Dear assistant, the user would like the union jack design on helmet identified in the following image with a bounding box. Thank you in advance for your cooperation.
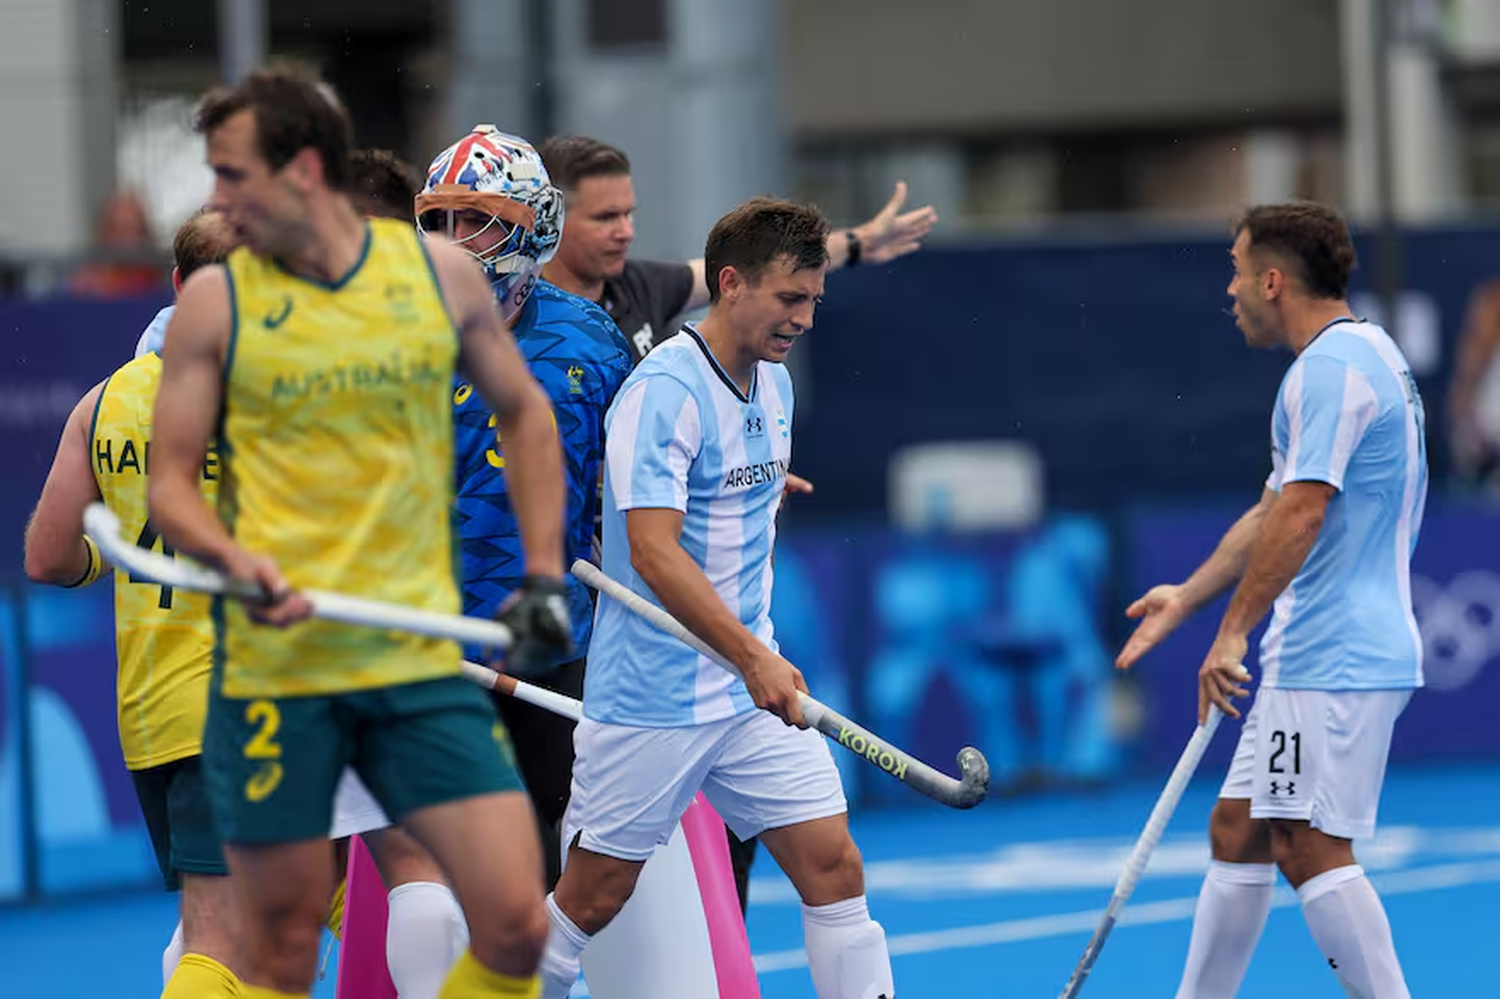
[417,125,563,319]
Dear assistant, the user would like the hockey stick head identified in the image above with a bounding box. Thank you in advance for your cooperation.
[949,746,991,809]
[84,502,267,603]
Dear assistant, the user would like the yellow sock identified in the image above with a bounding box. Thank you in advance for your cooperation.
[162,953,241,998]
[438,949,541,999]
[325,876,347,940]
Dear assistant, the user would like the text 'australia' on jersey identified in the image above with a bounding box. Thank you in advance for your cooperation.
[587,325,794,727]
[453,281,632,666]
[216,219,463,698]
[1261,319,1428,690]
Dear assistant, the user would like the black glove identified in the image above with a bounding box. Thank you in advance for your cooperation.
[495,574,575,677]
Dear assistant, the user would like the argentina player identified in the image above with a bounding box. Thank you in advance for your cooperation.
[537,198,895,999]
[1119,203,1426,999]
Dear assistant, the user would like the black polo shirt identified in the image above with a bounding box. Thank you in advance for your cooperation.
[600,259,696,362]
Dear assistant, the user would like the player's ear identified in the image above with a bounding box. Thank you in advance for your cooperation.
[284,147,322,193]
[1263,265,1285,301]
[718,264,742,302]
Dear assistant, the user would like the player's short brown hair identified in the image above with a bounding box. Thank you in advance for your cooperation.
[1234,203,1356,301]
[704,198,830,304]
[538,136,631,192]
[195,66,354,191]
[349,149,421,221]
[172,209,235,279]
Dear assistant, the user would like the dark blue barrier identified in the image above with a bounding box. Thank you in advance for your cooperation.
[771,516,1122,806]
[0,294,170,576]
[0,296,168,898]
[800,226,1500,516]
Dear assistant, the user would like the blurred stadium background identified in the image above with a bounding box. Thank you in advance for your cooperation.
[6,0,1500,995]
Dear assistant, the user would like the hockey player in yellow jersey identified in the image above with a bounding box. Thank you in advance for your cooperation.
[147,68,570,999]
[24,210,245,998]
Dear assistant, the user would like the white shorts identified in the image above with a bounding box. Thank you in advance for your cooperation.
[1220,687,1411,840]
[564,709,848,862]
[329,768,392,840]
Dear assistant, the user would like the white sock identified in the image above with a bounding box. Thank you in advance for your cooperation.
[540,893,591,999]
[1175,861,1276,999]
[1298,865,1410,999]
[801,895,895,999]
[385,881,468,999]
[162,919,185,988]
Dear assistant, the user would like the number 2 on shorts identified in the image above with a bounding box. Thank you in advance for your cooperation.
[243,700,284,802]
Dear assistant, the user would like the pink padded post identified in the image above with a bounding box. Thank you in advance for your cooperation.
[680,794,762,999]
[334,834,399,999]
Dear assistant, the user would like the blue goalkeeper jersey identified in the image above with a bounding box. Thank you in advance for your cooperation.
[453,280,633,667]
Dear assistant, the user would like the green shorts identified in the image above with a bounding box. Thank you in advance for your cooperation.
[202,674,521,845]
[131,755,229,891]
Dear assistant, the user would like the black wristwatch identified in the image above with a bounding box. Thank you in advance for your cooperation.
[844,229,863,267]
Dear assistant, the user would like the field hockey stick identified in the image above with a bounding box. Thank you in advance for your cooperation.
[86,504,585,719]
[85,503,515,652]
[570,558,990,809]
[459,660,582,722]
[1057,705,1224,998]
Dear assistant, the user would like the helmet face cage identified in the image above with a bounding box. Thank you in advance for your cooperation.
[418,126,564,291]
[417,206,525,271]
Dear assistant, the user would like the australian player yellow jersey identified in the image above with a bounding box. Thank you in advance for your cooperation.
[217,218,462,698]
[92,352,219,770]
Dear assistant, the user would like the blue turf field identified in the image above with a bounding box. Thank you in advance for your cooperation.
[3,761,1495,997]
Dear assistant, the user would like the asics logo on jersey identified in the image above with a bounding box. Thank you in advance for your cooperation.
[263,296,293,330]
[722,457,787,490]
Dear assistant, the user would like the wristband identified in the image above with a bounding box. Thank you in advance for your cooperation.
[844,229,863,267]
[65,535,105,588]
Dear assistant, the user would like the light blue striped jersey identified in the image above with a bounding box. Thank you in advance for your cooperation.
[586,325,793,726]
[1260,319,1428,690]
[134,305,174,358]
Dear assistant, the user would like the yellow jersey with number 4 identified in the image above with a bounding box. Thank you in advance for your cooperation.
[92,351,220,770]
[217,219,462,698]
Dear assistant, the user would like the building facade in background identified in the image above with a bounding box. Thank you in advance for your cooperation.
[3,0,1500,279]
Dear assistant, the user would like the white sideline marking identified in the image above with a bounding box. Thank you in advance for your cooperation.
[746,824,1500,904]
[751,857,1500,975]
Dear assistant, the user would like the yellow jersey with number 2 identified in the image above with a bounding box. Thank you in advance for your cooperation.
[216,218,462,698]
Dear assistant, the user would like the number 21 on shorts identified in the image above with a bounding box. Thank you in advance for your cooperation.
[1267,728,1301,798]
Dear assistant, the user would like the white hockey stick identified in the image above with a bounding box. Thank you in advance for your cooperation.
[570,558,990,809]
[83,503,592,722]
[1057,705,1224,997]
[84,502,515,652]
[459,660,582,722]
